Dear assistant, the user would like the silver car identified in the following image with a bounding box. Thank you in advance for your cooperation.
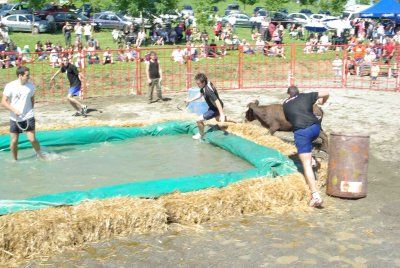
[1,14,49,33]
[93,12,132,30]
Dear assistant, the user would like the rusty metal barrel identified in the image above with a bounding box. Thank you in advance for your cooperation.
[326,133,370,199]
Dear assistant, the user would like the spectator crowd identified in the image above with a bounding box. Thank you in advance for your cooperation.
[0,13,399,83]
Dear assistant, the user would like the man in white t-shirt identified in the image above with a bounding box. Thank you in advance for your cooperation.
[171,46,186,64]
[1,66,44,160]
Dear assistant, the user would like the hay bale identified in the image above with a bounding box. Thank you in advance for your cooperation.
[161,173,310,225]
[0,198,167,264]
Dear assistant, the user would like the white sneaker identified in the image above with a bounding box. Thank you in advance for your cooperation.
[309,193,323,208]
[192,133,202,140]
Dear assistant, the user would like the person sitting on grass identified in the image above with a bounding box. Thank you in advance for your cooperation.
[86,42,99,64]
[102,47,114,65]
[242,39,255,54]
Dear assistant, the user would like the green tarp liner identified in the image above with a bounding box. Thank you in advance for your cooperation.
[0,121,297,215]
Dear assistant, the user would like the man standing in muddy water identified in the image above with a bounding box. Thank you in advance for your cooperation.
[186,73,226,140]
[1,66,44,160]
[50,56,88,117]
[283,85,329,207]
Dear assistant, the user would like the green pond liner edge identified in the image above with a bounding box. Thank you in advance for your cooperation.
[0,121,297,215]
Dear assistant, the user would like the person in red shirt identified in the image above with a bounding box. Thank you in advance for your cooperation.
[214,22,222,40]
[382,37,395,64]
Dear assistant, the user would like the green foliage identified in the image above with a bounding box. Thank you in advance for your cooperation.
[115,0,178,16]
[84,0,115,12]
[28,0,48,9]
[238,0,257,11]
[264,0,289,11]
[299,0,318,5]
[194,0,217,31]
[319,0,347,13]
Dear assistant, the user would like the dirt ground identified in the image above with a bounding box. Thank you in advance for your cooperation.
[1,87,400,266]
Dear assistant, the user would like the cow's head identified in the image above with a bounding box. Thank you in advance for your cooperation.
[245,100,259,122]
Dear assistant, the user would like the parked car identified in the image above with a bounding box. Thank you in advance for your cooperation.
[0,2,31,17]
[253,6,264,14]
[288,12,310,25]
[318,10,331,15]
[51,12,99,31]
[121,13,151,29]
[224,3,240,16]
[181,5,193,16]
[1,14,49,33]
[34,4,69,18]
[310,14,338,22]
[270,12,297,28]
[299,9,313,16]
[221,13,252,28]
[93,12,132,30]
[278,8,289,14]
[256,10,269,20]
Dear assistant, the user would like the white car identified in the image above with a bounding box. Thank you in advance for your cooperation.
[310,14,338,22]
[287,13,310,25]
[181,5,194,17]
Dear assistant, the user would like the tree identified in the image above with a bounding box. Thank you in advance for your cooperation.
[264,0,289,11]
[116,0,178,16]
[319,0,347,13]
[299,0,319,5]
[195,0,218,31]
[238,0,257,12]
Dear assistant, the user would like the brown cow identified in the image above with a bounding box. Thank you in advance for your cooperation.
[245,100,328,152]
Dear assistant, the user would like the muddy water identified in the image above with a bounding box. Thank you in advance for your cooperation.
[31,155,399,267]
[0,135,253,200]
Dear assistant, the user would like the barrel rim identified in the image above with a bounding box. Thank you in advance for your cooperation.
[330,132,370,138]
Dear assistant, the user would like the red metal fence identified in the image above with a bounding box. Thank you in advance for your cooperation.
[1,44,399,102]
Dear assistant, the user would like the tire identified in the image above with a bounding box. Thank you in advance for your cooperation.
[32,26,39,35]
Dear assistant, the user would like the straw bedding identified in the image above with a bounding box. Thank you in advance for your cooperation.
[0,120,327,265]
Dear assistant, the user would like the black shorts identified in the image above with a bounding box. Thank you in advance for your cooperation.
[10,117,36,134]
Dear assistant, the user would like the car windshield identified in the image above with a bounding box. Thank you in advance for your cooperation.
[228,5,239,10]
[1,4,12,11]
[42,4,54,11]
[25,14,42,21]
[258,10,267,16]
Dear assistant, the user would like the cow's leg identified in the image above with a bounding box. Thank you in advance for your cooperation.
[269,123,280,135]
[319,129,329,152]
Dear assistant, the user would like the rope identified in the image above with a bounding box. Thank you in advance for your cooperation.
[16,116,30,132]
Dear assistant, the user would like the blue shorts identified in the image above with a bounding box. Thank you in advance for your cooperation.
[68,84,81,96]
[294,124,321,154]
[202,109,219,120]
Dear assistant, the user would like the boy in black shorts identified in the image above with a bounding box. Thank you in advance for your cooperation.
[186,73,226,139]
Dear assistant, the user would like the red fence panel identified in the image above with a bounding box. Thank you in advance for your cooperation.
[0,44,398,103]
